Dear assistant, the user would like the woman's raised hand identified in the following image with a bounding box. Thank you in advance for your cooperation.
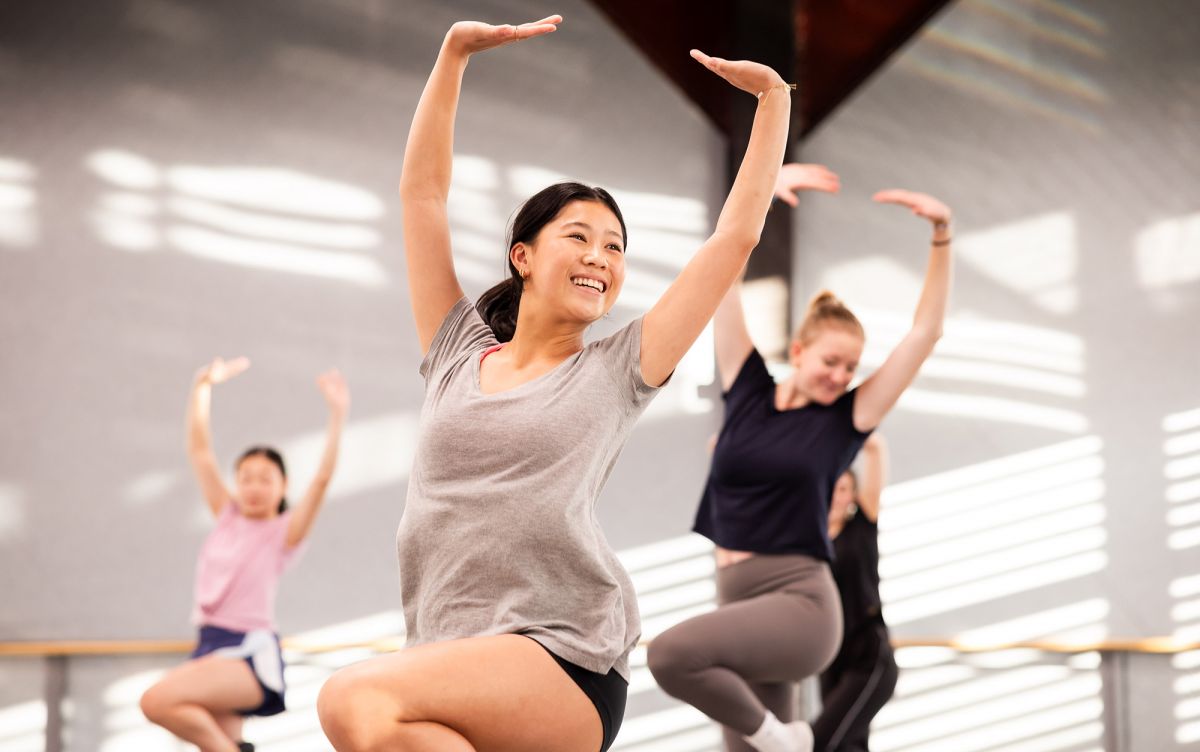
[195,356,250,386]
[690,50,787,98]
[873,189,952,226]
[445,15,561,57]
[774,163,840,207]
[317,369,350,417]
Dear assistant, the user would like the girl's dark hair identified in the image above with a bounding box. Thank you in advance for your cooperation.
[476,182,627,342]
[236,446,288,513]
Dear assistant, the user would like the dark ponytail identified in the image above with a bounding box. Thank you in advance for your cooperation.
[476,277,523,344]
[476,182,627,343]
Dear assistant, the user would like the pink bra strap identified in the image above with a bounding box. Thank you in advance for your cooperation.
[480,343,505,363]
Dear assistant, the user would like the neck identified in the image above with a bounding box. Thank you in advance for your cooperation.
[775,378,812,411]
[507,303,587,365]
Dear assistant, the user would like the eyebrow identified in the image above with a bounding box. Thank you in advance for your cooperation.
[562,221,623,239]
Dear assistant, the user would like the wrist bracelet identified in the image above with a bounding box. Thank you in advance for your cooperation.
[932,236,952,247]
[757,82,797,100]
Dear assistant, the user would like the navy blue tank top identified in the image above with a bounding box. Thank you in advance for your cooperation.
[693,349,871,562]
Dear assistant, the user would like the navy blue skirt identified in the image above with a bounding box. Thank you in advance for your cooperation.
[191,625,287,717]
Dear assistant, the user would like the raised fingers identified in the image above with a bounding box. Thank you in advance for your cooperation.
[775,164,840,206]
[514,15,561,40]
[690,49,726,72]
[873,189,951,222]
[872,189,920,207]
[204,355,250,384]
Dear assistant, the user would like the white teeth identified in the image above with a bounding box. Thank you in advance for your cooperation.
[572,277,605,292]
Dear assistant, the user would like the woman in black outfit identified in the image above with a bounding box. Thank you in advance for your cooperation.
[815,432,897,752]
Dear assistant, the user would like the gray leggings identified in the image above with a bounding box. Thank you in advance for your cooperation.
[647,555,842,752]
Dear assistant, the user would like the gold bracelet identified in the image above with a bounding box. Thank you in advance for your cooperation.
[757,82,797,100]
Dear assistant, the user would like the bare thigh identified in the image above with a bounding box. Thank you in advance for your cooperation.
[320,634,604,752]
[147,656,264,714]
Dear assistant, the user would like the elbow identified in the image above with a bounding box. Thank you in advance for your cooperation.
[397,174,425,202]
[736,232,763,254]
[913,324,944,344]
[398,189,445,209]
[714,228,762,256]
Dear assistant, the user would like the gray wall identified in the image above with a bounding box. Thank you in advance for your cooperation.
[793,0,1199,749]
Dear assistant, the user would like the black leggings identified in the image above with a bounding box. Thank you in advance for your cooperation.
[526,637,627,752]
[814,621,898,752]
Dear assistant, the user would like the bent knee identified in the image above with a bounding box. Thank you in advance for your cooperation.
[647,631,705,689]
[139,684,172,724]
[318,667,402,751]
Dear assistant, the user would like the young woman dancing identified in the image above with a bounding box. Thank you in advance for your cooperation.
[315,13,793,752]
[140,357,348,752]
[814,433,897,752]
[647,163,953,752]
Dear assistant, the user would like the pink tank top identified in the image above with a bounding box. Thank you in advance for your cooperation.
[192,502,303,632]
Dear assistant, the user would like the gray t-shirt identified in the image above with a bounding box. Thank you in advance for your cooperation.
[396,297,664,679]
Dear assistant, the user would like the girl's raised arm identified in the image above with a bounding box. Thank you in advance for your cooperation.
[286,370,350,546]
[186,356,248,517]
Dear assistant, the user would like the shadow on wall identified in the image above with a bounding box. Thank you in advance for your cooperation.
[1165,407,1200,746]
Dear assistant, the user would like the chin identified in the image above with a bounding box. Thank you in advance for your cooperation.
[570,300,608,324]
[812,391,840,406]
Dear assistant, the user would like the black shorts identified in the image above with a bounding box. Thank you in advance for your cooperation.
[191,625,286,717]
[524,637,628,752]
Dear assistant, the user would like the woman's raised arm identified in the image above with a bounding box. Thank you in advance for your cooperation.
[711,163,840,391]
[852,190,953,432]
[400,16,561,354]
[640,52,792,388]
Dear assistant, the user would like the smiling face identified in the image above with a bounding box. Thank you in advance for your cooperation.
[511,199,627,326]
[788,325,865,405]
[233,453,286,519]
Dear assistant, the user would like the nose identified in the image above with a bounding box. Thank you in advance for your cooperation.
[582,244,607,268]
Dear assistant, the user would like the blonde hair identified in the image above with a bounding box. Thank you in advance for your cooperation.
[794,290,864,345]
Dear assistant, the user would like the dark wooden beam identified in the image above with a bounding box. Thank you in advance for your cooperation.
[800,0,952,135]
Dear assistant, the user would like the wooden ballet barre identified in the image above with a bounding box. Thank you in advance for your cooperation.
[889,635,1200,654]
[3,635,1197,658]
[0,637,407,657]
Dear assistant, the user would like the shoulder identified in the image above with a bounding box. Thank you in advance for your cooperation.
[420,297,497,381]
[586,316,667,401]
[724,348,773,399]
[833,386,871,436]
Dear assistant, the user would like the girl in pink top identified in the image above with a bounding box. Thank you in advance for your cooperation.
[140,356,349,752]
